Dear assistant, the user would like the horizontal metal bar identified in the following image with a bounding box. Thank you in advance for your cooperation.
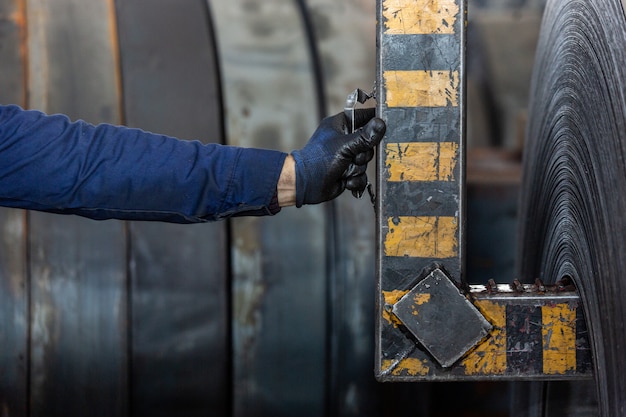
[378,278,592,382]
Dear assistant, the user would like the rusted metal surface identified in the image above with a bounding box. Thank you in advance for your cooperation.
[303,1,392,415]
[0,0,27,106]
[0,209,27,416]
[115,1,229,415]
[25,0,122,122]
[29,216,128,417]
[210,2,326,416]
[0,2,28,415]
[24,1,128,416]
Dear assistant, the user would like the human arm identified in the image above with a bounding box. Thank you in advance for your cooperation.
[278,108,385,208]
[0,104,286,222]
[0,105,384,221]
[291,108,386,207]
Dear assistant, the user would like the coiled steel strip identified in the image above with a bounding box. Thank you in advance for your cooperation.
[518,1,626,415]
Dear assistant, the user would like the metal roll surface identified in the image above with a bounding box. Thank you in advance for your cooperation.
[518,1,626,415]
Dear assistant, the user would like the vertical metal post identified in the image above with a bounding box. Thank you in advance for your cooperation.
[376,0,466,380]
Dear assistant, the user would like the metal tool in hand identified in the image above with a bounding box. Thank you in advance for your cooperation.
[343,88,376,204]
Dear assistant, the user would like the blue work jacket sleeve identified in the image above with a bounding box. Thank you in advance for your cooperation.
[0,105,288,223]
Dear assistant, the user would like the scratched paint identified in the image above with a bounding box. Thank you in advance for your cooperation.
[377,0,466,383]
[382,290,409,327]
[383,0,459,35]
[384,70,459,108]
[386,142,458,182]
[410,293,431,316]
[385,216,458,258]
[462,300,506,375]
[413,293,431,305]
[382,358,430,376]
[542,304,576,374]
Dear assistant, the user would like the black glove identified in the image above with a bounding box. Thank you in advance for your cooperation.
[291,108,386,207]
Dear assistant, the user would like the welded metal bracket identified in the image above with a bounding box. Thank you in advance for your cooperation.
[391,268,491,368]
[378,272,592,381]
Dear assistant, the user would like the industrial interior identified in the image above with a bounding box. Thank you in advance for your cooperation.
[0,0,623,416]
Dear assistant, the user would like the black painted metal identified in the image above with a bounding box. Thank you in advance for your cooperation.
[392,269,491,368]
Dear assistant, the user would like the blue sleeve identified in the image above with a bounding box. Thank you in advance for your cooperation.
[0,105,287,223]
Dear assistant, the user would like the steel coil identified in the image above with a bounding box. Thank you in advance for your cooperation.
[518,1,626,415]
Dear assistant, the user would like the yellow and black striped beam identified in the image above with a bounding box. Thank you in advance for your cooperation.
[374,0,592,381]
[377,283,592,380]
[376,0,466,380]
[375,0,464,291]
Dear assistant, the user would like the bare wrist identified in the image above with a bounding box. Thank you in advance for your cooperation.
[277,154,296,207]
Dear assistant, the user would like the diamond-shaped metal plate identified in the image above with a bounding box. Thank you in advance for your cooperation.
[392,268,492,368]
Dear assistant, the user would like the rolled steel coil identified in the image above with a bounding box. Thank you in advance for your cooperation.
[518,1,626,415]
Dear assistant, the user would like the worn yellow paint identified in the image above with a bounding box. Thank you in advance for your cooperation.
[380,359,395,374]
[382,290,409,327]
[383,0,459,35]
[542,304,577,374]
[382,358,430,376]
[461,300,506,375]
[384,70,459,108]
[386,142,458,182]
[385,216,458,258]
[410,293,431,316]
[413,293,431,305]
[383,289,409,305]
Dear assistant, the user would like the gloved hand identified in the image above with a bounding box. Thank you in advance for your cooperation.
[291,108,386,207]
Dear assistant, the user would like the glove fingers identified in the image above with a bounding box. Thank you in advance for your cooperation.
[354,149,374,165]
[345,173,368,192]
[352,107,376,129]
[343,117,386,158]
[343,162,367,179]
[293,109,385,207]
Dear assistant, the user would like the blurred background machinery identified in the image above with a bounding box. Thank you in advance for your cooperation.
[0,0,611,416]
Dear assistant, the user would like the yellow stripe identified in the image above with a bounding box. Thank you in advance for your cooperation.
[542,304,577,374]
[385,216,457,258]
[386,142,458,182]
[384,70,459,107]
[462,300,507,375]
[382,290,409,327]
[382,358,430,376]
[383,0,459,35]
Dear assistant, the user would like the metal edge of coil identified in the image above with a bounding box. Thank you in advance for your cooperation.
[517,0,626,415]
